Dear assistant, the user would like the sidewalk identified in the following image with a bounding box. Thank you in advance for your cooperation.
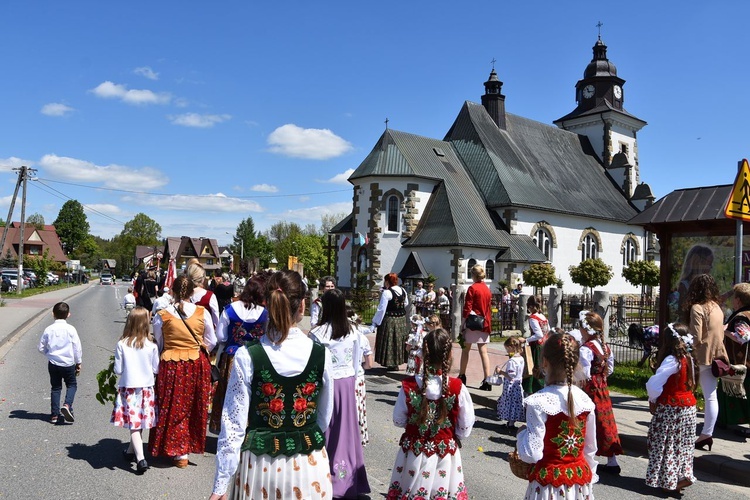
[361,329,750,488]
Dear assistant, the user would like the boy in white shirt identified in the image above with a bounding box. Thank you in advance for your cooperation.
[38,302,82,424]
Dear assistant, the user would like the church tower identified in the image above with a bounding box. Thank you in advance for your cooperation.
[481,67,506,129]
[554,36,647,197]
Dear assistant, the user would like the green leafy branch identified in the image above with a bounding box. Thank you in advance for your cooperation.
[95,356,118,405]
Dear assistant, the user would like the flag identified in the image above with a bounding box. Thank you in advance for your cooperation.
[356,233,366,246]
[165,259,177,290]
[340,235,350,250]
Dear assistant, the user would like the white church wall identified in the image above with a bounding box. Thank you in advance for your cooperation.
[334,234,352,287]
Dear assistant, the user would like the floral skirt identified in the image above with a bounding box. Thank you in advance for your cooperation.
[583,375,623,457]
[524,481,594,500]
[229,449,332,500]
[497,378,525,423]
[147,354,211,458]
[646,404,697,490]
[375,315,410,367]
[386,449,467,500]
[111,386,157,430]
[355,373,369,447]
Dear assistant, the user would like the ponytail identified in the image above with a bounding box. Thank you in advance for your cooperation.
[265,271,306,344]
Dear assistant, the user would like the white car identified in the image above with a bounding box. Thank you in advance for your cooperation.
[100,273,113,285]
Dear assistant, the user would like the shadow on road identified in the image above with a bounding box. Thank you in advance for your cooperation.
[8,409,53,422]
[66,438,132,472]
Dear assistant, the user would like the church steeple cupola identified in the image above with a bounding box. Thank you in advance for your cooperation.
[481,67,506,129]
[584,38,618,79]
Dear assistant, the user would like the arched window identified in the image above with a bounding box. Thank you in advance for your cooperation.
[466,258,477,280]
[581,234,598,261]
[357,247,368,273]
[533,228,552,259]
[623,238,637,265]
[387,195,399,232]
[485,260,495,280]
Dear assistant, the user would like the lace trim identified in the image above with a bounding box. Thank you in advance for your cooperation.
[524,389,595,416]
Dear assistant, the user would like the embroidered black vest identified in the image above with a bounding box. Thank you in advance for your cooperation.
[386,287,406,317]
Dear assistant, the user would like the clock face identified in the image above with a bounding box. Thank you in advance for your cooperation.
[582,85,595,99]
[614,85,622,99]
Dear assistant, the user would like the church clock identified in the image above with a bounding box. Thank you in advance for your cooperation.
[613,85,622,99]
[582,85,595,99]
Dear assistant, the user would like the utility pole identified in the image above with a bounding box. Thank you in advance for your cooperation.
[0,167,23,258]
[14,166,36,295]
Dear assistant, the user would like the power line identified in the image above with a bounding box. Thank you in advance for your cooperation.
[33,177,351,199]
[31,179,127,226]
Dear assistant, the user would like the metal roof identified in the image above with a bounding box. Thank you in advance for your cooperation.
[398,251,429,279]
[554,99,647,125]
[629,185,732,226]
[329,213,353,234]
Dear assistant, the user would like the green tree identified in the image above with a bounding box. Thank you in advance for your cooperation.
[569,258,613,296]
[26,248,54,286]
[523,263,558,293]
[231,216,257,273]
[265,221,326,281]
[622,259,660,292]
[320,213,349,235]
[26,213,45,229]
[53,200,90,256]
[351,272,373,319]
[120,213,161,245]
[0,249,17,268]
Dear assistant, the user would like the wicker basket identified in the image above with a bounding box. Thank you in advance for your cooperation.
[508,450,531,480]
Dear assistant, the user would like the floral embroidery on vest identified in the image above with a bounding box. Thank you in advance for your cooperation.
[550,418,585,458]
[255,370,286,428]
[291,372,320,427]
[407,389,456,436]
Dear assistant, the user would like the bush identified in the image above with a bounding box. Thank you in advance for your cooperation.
[523,263,558,289]
[622,259,660,288]
[569,258,613,290]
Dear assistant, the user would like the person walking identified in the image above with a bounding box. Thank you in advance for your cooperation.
[522,296,549,395]
[684,273,728,450]
[386,328,475,499]
[458,264,493,390]
[579,310,623,474]
[373,272,410,370]
[310,276,336,328]
[187,263,221,329]
[310,289,370,498]
[38,302,82,424]
[111,306,159,474]
[516,332,598,499]
[210,270,334,500]
[148,275,216,468]
[719,282,750,434]
[494,336,525,434]
[646,322,697,496]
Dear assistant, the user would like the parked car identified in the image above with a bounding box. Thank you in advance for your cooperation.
[1,269,27,290]
[100,273,113,285]
[47,272,59,285]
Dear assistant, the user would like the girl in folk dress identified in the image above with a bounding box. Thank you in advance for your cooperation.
[111,307,160,475]
[517,332,598,500]
[406,314,426,375]
[387,328,476,500]
[495,336,525,434]
[210,271,334,500]
[347,305,374,447]
[578,310,623,474]
[522,296,549,395]
[311,289,371,498]
[645,323,697,496]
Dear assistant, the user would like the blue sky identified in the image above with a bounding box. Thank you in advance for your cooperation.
[1,1,749,245]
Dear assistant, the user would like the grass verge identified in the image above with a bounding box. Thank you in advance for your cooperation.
[0,283,83,299]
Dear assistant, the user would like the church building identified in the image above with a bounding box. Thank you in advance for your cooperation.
[331,37,656,294]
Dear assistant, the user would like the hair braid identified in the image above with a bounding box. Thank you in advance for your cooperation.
[562,334,577,424]
[417,335,431,427]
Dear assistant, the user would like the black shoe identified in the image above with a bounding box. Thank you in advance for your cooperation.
[479,381,492,391]
[60,404,74,423]
[458,374,467,385]
[136,459,149,474]
[599,464,621,475]
[122,449,136,462]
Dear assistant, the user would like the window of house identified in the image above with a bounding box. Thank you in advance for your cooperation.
[357,247,368,273]
[467,258,477,279]
[206,259,214,265]
[29,245,41,255]
[623,238,637,266]
[387,196,399,232]
[485,260,494,280]
[581,234,598,261]
[533,228,552,259]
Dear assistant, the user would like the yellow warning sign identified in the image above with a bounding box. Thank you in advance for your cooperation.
[725,159,750,221]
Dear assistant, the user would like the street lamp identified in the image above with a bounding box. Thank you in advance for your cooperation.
[226,232,244,272]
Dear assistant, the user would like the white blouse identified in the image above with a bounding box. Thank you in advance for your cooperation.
[392,374,476,439]
[505,354,524,383]
[114,338,159,388]
[212,328,334,495]
[646,355,680,402]
[579,339,614,379]
[372,286,410,327]
[152,302,217,353]
[191,288,220,328]
[310,323,362,380]
[216,302,267,343]
[528,313,548,343]
[517,384,598,482]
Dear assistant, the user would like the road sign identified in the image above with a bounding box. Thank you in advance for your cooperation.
[725,159,750,221]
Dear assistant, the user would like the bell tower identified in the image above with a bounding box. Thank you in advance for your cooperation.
[481,64,506,130]
[554,36,647,196]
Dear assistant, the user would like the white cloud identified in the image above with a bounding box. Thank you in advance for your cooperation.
[134,66,159,80]
[39,154,169,190]
[41,103,75,117]
[265,201,352,225]
[168,113,231,128]
[0,156,32,173]
[90,81,171,106]
[251,184,278,193]
[325,168,355,184]
[298,196,310,202]
[267,124,353,160]
[84,203,122,215]
[121,193,264,213]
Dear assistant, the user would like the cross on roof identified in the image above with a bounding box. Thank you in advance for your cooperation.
[385,117,389,129]
[491,57,496,70]
[596,21,603,39]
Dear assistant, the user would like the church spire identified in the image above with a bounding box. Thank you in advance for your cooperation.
[481,63,506,130]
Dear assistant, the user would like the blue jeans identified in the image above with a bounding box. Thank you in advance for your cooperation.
[48,362,77,416]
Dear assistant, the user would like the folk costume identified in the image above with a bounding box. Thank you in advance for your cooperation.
[646,355,697,491]
[374,285,410,368]
[580,338,623,459]
[517,384,598,500]
[213,328,334,499]
[353,323,373,447]
[497,353,525,425]
[718,307,750,426]
[525,313,549,394]
[148,303,216,459]
[111,337,159,430]
[387,374,475,500]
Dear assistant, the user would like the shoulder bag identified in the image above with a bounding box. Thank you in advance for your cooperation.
[176,307,220,383]
[465,313,485,331]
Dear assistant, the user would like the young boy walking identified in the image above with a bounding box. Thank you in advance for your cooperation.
[38,302,82,423]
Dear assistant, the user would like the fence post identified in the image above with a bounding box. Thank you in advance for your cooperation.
[593,291,610,342]
[518,294,530,337]
[450,284,465,342]
[548,288,562,330]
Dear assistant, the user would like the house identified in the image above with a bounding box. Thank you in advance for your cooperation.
[332,37,657,294]
[0,222,68,264]
[163,236,222,273]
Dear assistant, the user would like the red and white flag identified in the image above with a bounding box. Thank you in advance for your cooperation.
[165,259,177,290]
[340,236,350,250]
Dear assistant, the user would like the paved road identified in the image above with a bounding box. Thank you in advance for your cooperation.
[1,282,749,499]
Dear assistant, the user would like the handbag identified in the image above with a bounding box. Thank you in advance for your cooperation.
[521,344,534,379]
[465,313,485,331]
[711,357,732,377]
[718,343,749,399]
[176,308,220,383]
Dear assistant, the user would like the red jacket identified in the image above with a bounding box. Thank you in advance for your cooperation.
[463,282,492,333]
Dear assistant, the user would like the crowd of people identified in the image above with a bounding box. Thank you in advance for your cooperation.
[38,258,750,499]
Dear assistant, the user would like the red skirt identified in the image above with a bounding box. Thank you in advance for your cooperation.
[583,373,623,457]
[148,352,211,457]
